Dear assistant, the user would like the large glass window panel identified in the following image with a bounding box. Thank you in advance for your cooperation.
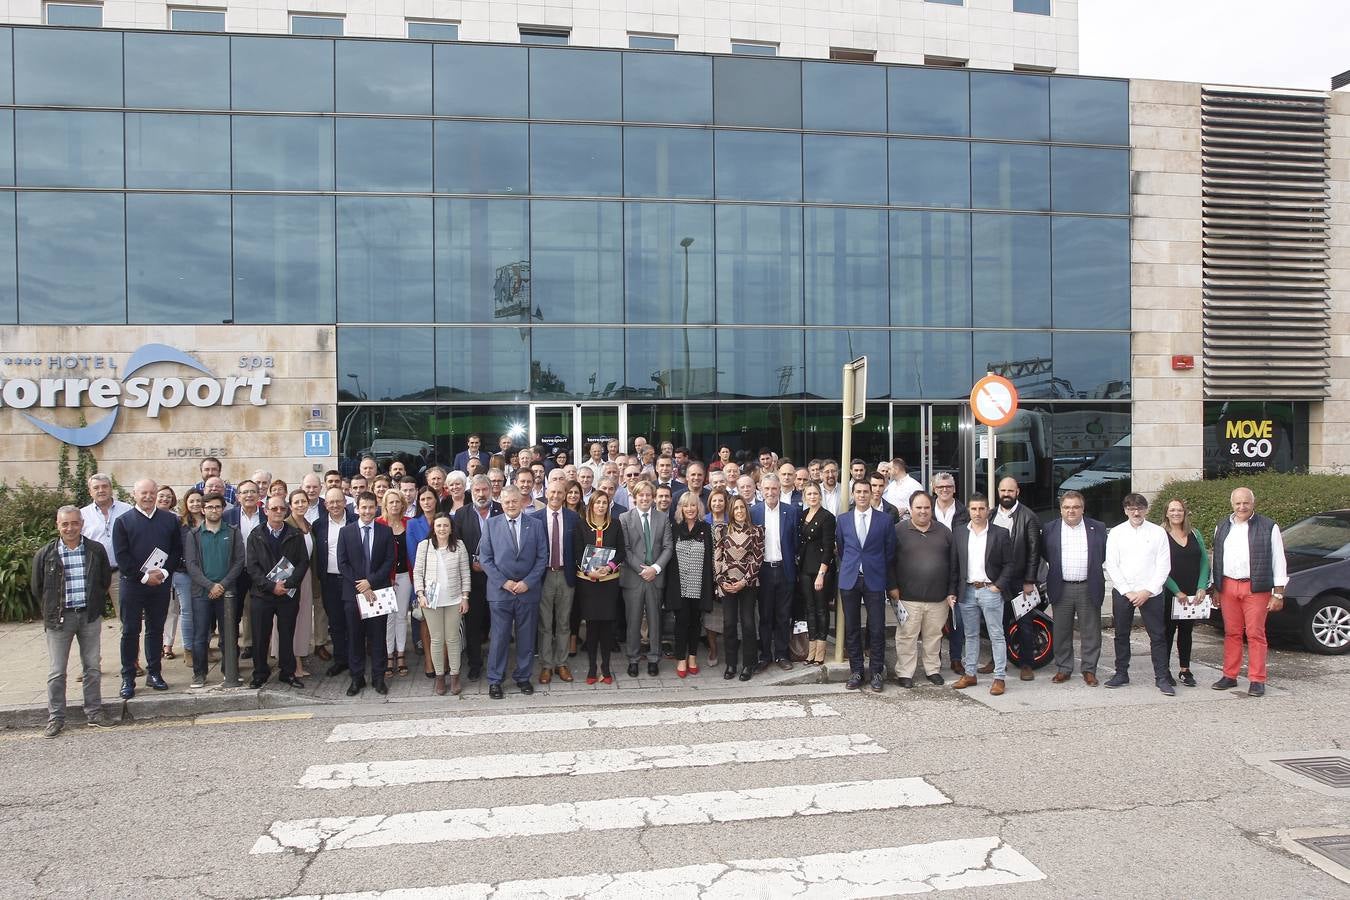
[889,67,968,137]
[804,208,888,326]
[624,202,714,325]
[802,62,886,132]
[434,198,529,323]
[888,138,970,208]
[232,115,334,191]
[1052,217,1129,330]
[16,110,122,188]
[530,48,621,121]
[437,327,531,399]
[0,193,15,324]
[530,201,623,323]
[530,125,622,197]
[625,327,716,399]
[231,36,333,112]
[15,29,122,107]
[125,33,229,109]
[336,118,432,192]
[891,331,972,399]
[337,197,434,323]
[890,211,971,327]
[973,331,1053,398]
[623,127,712,199]
[1053,332,1130,400]
[336,40,432,115]
[125,113,229,189]
[435,121,528,195]
[0,29,11,106]
[17,192,124,324]
[1051,146,1129,214]
[338,327,435,402]
[170,9,225,31]
[622,52,712,124]
[434,44,527,117]
[713,56,801,128]
[971,214,1050,328]
[806,329,889,399]
[1013,0,1051,14]
[716,205,803,325]
[232,195,335,324]
[45,3,102,25]
[970,72,1048,141]
[804,135,886,205]
[717,329,804,398]
[530,327,625,400]
[714,131,801,202]
[970,143,1049,211]
[126,194,231,324]
[1051,77,1128,145]
[0,112,12,185]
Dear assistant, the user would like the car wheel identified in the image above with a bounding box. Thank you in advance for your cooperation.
[1301,595,1350,655]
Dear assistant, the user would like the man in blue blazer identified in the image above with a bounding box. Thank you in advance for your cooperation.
[752,473,800,671]
[477,485,549,698]
[453,434,491,474]
[335,491,394,696]
[1042,489,1107,685]
[531,481,581,684]
[835,480,898,693]
[312,487,357,678]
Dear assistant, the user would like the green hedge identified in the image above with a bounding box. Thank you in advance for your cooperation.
[1147,472,1350,540]
[0,482,74,621]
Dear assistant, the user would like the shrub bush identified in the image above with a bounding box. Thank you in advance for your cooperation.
[1147,471,1350,540]
[0,481,74,622]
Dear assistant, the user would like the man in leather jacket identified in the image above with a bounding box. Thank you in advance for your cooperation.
[992,477,1043,680]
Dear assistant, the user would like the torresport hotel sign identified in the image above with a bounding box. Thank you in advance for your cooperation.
[0,343,271,446]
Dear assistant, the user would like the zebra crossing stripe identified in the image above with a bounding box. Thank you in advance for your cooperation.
[251,777,950,855]
[279,836,1045,898]
[299,733,887,789]
[325,699,838,744]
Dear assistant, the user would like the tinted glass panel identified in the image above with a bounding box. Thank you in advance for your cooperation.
[0,29,11,106]
[891,211,971,327]
[891,330,972,399]
[16,110,123,188]
[971,214,1050,328]
[622,52,711,124]
[629,35,675,50]
[337,198,433,322]
[889,138,970,208]
[530,201,623,323]
[338,327,435,401]
[408,22,459,40]
[435,44,527,117]
[45,4,101,26]
[1014,0,1051,14]
[336,40,432,115]
[232,115,334,190]
[437,327,531,399]
[970,72,1048,141]
[624,202,714,325]
[1050,77,1128,145]
[530,48,621,121]
[336,118,432,192]
[973,331,1052,398]
[0,112,12,185]
[714,131,801,202]
[889,67,968,137]
[434,198,529,323]
[292,15,344,35]
[531,327,624,399]
[435,121,528,194]
[717,329,804,398]
[1052,216,1129,329]
[127,194,231,324]
[0,193,16,324]
[17,192,124,324]
[806,329,889,398]
[232,195,335,324]
[520,30,568,46]
[730,42,776,56]
[231,37,333,112]
[802,61,886,132]
[1054,332,1130,399]
[170,9,225,31]
[623,127,712,199]
[714,56,801,128]
[1051,146,1129,214]
[531,125,622,196]
[716,205,803,325]
[971,142,1049,211]
[125,33,229,109]
[626,328,716,399]
[804,208,888,326]
[15,29,122,107]
[125,113,230,189]
[804,135,886,205]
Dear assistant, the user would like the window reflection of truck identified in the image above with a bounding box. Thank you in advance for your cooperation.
[1058,435,1131,498]
[976,410,1052,490]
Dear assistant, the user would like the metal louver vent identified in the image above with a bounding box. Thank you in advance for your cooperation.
[1201,87,1330,398]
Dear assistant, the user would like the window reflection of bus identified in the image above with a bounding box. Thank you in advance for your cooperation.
[1058,436,1131,498]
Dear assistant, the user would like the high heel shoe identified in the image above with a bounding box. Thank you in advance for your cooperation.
[676,664,687,678]
[602,670,614,684]
[688,657,700,675]
[586,668,598,685]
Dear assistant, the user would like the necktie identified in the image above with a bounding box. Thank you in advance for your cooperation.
[858,512,869,545]
[362,525,372,567]
[643,512,652,564]
[551,511,561,568]
[509,517,519,553]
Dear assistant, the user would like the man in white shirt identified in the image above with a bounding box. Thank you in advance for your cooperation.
[580,442,607,481]
[301,473,324,523]
[1103,493,1173,694]
[820,461,843,514]
[81,473,132,616]
[883,458,924,516]
[1211,487,1288,697]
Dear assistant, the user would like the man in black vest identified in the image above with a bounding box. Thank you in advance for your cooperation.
[1211,487,1287,697]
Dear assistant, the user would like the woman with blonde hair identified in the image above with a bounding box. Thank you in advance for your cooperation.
[1162,497,1210,688]
[377,489,414,677]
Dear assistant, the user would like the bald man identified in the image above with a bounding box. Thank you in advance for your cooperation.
[1211,487,1288,697]
[111,478,184,699]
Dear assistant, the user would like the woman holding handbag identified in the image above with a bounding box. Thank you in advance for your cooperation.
[413,513,471,695]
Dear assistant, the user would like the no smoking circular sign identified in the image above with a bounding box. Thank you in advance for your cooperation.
[970,374,1018,428]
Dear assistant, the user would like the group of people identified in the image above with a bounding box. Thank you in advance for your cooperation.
[32,436,1287,737]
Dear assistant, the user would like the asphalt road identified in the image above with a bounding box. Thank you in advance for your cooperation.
[3,627,1348,899]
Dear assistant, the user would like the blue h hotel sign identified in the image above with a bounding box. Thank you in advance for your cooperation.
[304,431,332,458]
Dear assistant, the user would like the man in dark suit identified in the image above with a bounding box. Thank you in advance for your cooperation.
[453,433,491,474]
[453,474,502,681]
[1043,489,1107,686]
[312,487,356,678]
[993,477,1043,681]
[478,485,549,698]
[752,473,799,672]
[111,478,184,699]
[653,455,686,502]
[931,472,971,673]
[951,495,1017,696]
[336,491,394,696]
[245,496,311,689]
[835,480,898,693]
[531,481,580,684]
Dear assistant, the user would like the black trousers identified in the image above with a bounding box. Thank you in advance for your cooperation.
[463,570,489,669]
[1165,617,1195,669]
[842,576,885,677]
[757,563,792,663]
[1112,590,1169,681]
[672,601,703,659]
[250,592,298,683]
[722,585,759,669]
[321,572,349,670]
[800,570,831,640]
[585,618,614,675]
[345,602,387,681]
[119,585,170,679]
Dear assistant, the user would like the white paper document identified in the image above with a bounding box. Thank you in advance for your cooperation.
[426,582,456,610]
[359,586,400,619]
[140,547,168,575]
[1011,587,1041,620]
[1171,595,1212,621]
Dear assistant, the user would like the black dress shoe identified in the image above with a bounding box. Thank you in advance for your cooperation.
[240,646,253,660]
[647,662,659,677]
[845,673,863,690]
[346,677,364,696]
[146,674,168,691]
[517,680,534,695]
[1212,676,1239,690]
[325,662,348,678]
[1248,681,1266,697]
[119,677,135,700]
[284,677,304,689]
[373,679,388,695]
[488,683,504,699]
[627,663,640,678]
[927,673,945,686]
[467,665,482,682]
[870,674,884,693]
[723,666,737,680]
[249,678,266,690]
[754,660,770,674]
[897,676,914,688]
[738,666,752,682]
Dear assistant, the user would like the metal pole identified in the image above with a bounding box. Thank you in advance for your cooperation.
[220,591,242,688]
[834,378,854,665]
[987,426,996,503]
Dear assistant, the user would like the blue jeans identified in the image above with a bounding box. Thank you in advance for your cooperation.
[172,571,194,652]
[960,586,1006,679]
[189,588,218,678]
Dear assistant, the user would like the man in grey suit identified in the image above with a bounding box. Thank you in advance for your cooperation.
[477,485,549,700]
[620,481,673,678]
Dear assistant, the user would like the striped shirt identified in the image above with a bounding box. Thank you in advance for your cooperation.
[59,541,88,609]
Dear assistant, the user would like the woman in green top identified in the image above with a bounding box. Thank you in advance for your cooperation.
[1163,498,1210,687]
